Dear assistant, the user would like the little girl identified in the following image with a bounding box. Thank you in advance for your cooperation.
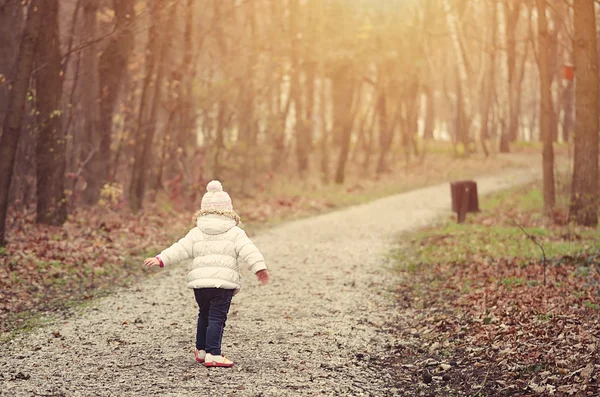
[144,180,270,368]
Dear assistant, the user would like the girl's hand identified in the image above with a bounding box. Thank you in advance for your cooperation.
[144,257,160,268]
[256,269,270,285]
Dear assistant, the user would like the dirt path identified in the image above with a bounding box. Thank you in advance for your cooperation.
[0,167,540,397]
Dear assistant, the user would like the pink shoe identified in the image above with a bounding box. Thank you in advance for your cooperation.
[194,348,206,363]
[204,353,234,368]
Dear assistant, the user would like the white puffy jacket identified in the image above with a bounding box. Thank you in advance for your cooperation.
[157,215,267,292]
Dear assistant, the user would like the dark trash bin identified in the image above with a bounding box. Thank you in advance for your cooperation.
[450,180,479,223]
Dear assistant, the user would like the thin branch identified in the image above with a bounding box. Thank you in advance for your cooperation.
[479,368,491,391]
[72,145,99,180]
[545,0,574,42]
[515,222,547,286]
[0,0,184,92]
[62,0,186,60]
[60,25,118,62]
[61,0,82,75]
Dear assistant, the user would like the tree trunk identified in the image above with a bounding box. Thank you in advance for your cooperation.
[443,0,472,151]
[96,0,135,197]
[351,103,372,162]
[270,74,291,172]
[128,0,169,213]
[164,0,199,188]
[362,99,378,174]
[405,79,420,159]
[80,0,102,205]
[422,85,435,140]
[375,89,390,174]
[547,4,562,143]
[211,0,229,182]
[497,1,510,152]
[302,60,316,173]
[174,0,198,167]
[454,67,469,155]
[0,0,24,126]
[110,79,138,182]
[35,0,67,225]
[513,9,531,142]
[333,64,356,184]
[561,80,574,142]
[152,110,175,194]
[569,0,599,227]
[399,100,411,164]
[479,1,497,158]
[316,0,328,183]
[375,63,400,174]
[0,0,42,246]
[213,100,226,180]
[1,1,30,209]
[535,0,555,216]
[290,0,310,176]
[239,0,257,192]
[319,76,329,183]
[505,1,523,145]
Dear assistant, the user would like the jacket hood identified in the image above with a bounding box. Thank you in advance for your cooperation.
[196,214,237,235]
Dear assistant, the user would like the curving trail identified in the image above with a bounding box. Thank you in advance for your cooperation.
[0,167,539,396]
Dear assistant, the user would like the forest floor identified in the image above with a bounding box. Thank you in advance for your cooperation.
[389,181,600,396]
[0,151,539,335]
[0,158,547,396]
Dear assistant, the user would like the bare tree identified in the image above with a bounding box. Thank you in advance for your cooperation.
[375,68,393,174]
[333,63,357,184]
[0,0,42,246]
[128,0,172,213]
[79,0,102,205]
[478,1,498,157]
[443,0,473,154]
[0,0,24,125]
[504,0,522,147]
[290,0,309,176]
[535,0,556,216]
[35,0,68,225]
[211,0,230,181]
[569,0,599,227]
[97,0,135,197]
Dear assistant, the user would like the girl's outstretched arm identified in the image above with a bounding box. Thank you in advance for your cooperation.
[234,229,269,285]
[145,228,198,268]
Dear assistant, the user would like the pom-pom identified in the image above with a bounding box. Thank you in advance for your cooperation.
[206,180,223,192]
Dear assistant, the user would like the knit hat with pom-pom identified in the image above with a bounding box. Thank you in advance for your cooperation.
[201,180,233,212]
[197,180,240,224]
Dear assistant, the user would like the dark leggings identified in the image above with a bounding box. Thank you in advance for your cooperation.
[193,288,234,355]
